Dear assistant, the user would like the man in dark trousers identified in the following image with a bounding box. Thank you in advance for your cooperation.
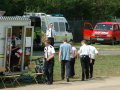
[70,44,77,78]
[59,38,72,82]
[10,33,20,71]
[78,40,90,81]
[44,40,55,85]
[87,42,98,78]
[46,23,56,46]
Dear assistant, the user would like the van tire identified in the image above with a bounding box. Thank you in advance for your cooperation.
[90,39,95,44]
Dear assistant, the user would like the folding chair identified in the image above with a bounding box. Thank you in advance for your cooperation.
[28,63,44,84]
[0,66,21,88]
[0,67,6,88]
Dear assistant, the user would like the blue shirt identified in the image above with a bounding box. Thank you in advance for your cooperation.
[60,42,72,61]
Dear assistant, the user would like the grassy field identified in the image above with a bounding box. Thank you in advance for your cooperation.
[73,43,120,50]
[54,55,120,81]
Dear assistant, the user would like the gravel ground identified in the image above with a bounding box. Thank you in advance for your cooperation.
[2,77,120,90]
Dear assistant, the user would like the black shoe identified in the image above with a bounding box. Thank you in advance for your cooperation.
[90,75,93,78]
[47,82,53,85]
[67,78,69,82]
[61,77,64,80]
[81,78,85,81]
[81,79,85,81]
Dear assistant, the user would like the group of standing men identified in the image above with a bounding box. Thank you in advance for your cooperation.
[44,23,98,85]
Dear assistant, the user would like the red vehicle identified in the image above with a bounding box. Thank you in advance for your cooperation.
[83,22,120,44]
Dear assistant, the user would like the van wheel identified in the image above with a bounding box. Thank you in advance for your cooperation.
[90,40,95,44]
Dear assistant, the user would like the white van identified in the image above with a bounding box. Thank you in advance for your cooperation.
[24,13,73,47]
[46,14,73,47]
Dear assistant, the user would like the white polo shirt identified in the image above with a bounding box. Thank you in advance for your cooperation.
[78,44,90,56]
[46,28,56,38]
[44,45,55,58]
[88,45,98,59]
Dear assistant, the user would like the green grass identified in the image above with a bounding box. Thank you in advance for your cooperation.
[73,43,120,50]
[54,55,120,81]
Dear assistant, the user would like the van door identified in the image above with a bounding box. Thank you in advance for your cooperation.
[22,26,34,71]
[4,27,12,68]
[113,24,119,41]
[118,24,120,41]
[83,22,93,40]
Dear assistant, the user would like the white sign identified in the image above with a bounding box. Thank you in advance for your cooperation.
[25,37,32,47]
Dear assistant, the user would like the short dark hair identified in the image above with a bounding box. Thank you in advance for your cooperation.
[87,41,91,45]
[46,39,51,44]
[63,38,67,42]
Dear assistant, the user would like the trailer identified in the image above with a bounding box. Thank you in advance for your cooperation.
[0,16,34,72]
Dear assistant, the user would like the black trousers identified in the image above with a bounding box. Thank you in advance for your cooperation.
[70,58,75,77]
[48,37,54,46]
[61,60,70,79]
[44,59,54,84]
[10,48,19,71]
[89,59,95,78]
[80,55,89,80]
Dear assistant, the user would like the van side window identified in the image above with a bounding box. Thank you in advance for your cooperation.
[30,16,41,28]
[59,22,65,32]
[65,23,71,32]
[85,24,93,30]
[54,22,59,32]
[114,24,119,30]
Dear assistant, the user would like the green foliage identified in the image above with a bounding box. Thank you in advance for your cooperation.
[1,0,120,20]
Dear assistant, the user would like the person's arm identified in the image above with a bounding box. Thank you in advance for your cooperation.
[11,46,19,51]
[47,47,55,61]
[74,49,78,59]
[95,48,98,55]
[77,49,80,59]
[47,53,54,61]
[59,51,61,62]
[59,45,62,62]
[12,38,20,51]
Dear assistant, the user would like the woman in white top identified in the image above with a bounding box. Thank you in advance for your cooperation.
[70,45,77,77]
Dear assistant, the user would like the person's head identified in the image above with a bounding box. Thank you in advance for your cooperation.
[87,41,92,45]
[81,40,87,45]
[49,23,53,28]
[12,33,16,39]
[45,39,51,46]
[63,38,67,43]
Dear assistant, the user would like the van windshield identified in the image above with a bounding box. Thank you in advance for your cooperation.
[94,24,113,30]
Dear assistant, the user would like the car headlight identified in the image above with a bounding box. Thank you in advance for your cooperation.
[107,34,112,37]
[92,34,95,36]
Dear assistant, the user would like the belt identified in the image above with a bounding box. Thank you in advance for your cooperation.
[81,55,89,57]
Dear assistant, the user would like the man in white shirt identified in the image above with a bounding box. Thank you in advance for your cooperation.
[87,42,98,78]
[78,40,90,81]
[44,40,55,85]
[46,23,56,46]
[59,38,72,82]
